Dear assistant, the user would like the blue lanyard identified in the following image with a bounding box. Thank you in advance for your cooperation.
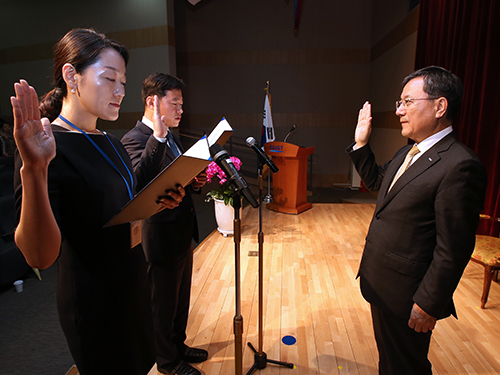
[58,115,134,200]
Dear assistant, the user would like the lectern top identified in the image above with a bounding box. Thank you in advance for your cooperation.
[264,141,314,158]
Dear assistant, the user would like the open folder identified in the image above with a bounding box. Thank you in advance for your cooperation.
[105,118,233,227]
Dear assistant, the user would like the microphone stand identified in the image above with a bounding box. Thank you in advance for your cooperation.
[263,168,273,203]
[245,163,294,375]
[232,192,244,375]
[283,124,297,143]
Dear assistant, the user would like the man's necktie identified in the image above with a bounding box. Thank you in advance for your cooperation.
[167,132,180,158]
[388,145,420,191]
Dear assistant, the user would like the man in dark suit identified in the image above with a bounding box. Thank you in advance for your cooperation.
[122,73,207,375]
[347,66,487,374]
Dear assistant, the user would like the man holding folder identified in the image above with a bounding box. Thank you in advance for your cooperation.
[122,73,207,375]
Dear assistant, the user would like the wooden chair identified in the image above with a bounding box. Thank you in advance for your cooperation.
[470,214,500,308]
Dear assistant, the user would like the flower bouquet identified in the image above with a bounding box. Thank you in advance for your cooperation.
[205,156,242,207]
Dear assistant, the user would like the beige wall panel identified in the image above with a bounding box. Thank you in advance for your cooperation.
[0,59,53,120]
[368,128,407,165]
[179,63,370,117]
[173,0,418,188]
[176,0,373,51]
[368,32,418,164]
[0,0,173,120]
[123,45,177,114]
[1,0,169,49]
[1,0,419,189]
[371,0,417,44]
[369,33,418,111]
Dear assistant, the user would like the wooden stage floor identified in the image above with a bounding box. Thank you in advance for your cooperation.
[148,203,500,375]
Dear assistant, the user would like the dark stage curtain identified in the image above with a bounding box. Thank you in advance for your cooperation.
[415,0,500,235]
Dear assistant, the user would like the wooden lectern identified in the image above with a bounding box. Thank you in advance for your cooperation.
[264,141,314,214]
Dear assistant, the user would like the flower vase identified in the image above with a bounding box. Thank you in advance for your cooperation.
[214,199,241,237]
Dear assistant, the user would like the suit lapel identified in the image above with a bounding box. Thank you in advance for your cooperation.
[137,122,180,164]
[380,145,410,199]
[377,133,457,212]
[137,121,153,137]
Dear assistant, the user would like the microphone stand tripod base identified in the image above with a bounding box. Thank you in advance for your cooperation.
[246,342,294,374]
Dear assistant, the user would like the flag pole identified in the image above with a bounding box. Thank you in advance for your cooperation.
[263,81,273,204]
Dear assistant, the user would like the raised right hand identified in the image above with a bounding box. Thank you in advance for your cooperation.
[152,95,168,139]
[11,80,55,168]
[354,101,372,148]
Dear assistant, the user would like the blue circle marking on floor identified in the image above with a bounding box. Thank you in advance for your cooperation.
[282,335,297,345]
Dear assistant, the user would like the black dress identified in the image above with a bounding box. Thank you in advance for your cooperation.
[14,127,157,374]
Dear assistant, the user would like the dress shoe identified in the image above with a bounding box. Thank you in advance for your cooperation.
[157,360,200,375]
[182,347,209,363]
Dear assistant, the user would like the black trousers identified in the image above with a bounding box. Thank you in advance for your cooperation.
[148,244,193,371]
[371,304,433,375]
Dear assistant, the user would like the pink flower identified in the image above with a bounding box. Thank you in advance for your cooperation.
[206,157,241,185]
[231,156,242,170]
[205,156,243,207]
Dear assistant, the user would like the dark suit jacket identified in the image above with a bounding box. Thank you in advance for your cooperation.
[121,121,199,263]
[347,132,487,320]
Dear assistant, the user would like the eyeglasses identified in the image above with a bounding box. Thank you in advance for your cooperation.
[395,97,438,110]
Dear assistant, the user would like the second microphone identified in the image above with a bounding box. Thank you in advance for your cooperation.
[245,137,279,173]
[209,143,259,208]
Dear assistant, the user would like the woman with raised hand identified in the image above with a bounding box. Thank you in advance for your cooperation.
[11,28,183,374]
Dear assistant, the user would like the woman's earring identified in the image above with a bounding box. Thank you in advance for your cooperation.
[71,87,76,94]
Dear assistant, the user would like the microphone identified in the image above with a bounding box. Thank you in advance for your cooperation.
[245,137,279,173]
[209,143,259,208]
[283,124,297,142]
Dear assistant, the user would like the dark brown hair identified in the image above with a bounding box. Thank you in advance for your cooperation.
[39,28,129,122]
[141,73,185,106]
[403,66,463,120]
